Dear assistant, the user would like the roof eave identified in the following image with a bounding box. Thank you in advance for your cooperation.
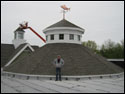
[43,27,85,34]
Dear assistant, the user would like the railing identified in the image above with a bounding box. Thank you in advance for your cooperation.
[1,71,124,81]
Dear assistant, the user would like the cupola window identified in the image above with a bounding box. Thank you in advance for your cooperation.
[14,32,17,39]
[78,35,81,41]
[69,34,74,40]
[59,34,64,40]
[50,34,54,40]
[46,35,48,41]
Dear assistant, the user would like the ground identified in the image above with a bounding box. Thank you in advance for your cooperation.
[1,75,124,93]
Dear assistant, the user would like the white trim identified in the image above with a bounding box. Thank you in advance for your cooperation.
[46,33,82,36]
[5,43,34,67]
[43,27,85,33]
[107,59,124,62]
[27,43,35,52]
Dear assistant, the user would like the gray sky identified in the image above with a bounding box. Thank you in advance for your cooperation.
[1,1,124,47]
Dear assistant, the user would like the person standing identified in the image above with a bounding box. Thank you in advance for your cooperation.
[53,55,64,81]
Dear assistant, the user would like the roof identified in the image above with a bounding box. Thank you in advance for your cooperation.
[1,44,15,67]
[1,43,39,68]
[14,27,25,32]
[4,43,123,75]
[31,45,39,51]
[45,19,84,30]
[6,43,28,64]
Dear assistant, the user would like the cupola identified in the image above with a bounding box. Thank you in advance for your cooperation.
[43,19,85,44]
[12,27,26,49]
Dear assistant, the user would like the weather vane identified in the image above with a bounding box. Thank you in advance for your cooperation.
[60,5,70,19]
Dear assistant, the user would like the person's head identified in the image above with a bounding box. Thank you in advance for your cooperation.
[57,55,61,59]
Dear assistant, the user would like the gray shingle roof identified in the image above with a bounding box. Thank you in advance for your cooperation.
[14,27,25,32]
[1,44,15,67]
[4,43,123,75]
[31,45,39,51]
[1,43,39,68]
[45,19,84,30]
[5,43,28,64]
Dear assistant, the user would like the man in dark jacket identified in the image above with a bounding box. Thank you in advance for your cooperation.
[53,55,64,81]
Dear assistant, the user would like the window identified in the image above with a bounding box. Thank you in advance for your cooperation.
[14,32,17,39]
[78,35,80,41]
[50,34,54,40]
[69,34,74,40]
[59,34,64,40]
[46,35,48,41]
[18,32,24,39]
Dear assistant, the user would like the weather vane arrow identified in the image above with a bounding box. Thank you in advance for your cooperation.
[60,5,70,19]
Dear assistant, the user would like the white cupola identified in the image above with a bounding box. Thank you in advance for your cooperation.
[12,27,26,49]
[43,19,85,44]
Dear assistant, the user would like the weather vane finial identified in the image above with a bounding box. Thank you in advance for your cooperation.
[60,5,70,19]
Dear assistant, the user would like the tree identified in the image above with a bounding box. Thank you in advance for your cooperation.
[99,39,124,59]
[121,39,124,49]
[82,39,124,59]
[82,40,98,52]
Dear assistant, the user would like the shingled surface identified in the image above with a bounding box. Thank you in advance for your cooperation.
[1,43,39,68]
[4,43,123,75]
[45,19,84,30]
[1,44,15,67]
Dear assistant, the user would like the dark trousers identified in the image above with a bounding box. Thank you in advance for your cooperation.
[56,68,61,81]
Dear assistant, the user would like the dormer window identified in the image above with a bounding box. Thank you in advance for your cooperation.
[69,34,74,40]
[59,34,64,40]
[50,34,54,40]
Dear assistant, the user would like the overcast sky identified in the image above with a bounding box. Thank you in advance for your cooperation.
[1,1,124,47]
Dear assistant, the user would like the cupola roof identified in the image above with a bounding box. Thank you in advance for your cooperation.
[45,19,84,30]
[14,27,25,32]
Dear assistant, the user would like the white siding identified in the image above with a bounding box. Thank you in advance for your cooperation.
[12,39,26,49]
[44,28,83,44]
